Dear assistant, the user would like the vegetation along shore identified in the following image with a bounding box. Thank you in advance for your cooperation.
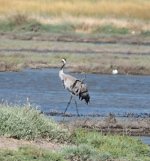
[0,104,149,161]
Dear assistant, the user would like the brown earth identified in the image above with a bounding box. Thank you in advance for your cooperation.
[0,137,65,151]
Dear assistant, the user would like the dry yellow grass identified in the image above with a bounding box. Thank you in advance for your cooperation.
[0,0,149,20]
[0,0,149,33]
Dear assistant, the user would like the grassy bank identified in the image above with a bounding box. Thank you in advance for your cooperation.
[1,52,150,75]
[0,35,150,75]
[0,104,149,160]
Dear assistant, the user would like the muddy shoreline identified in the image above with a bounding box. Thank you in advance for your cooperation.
[61,115,150,137]
[44,111,150,136]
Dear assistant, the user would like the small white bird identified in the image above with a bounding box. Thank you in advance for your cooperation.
[112,69,118,75]
[59,58,90,116]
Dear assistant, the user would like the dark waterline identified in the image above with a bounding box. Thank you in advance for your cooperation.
[0,68,150,117]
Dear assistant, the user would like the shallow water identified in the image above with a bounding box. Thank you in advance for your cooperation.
[0,68,150,145]
[139,136,150,145]
[0,68,150,117]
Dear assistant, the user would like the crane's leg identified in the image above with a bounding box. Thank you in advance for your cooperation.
[63,95,73,115]
[74,98,80,116]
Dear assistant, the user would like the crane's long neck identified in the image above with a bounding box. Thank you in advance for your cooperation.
[59,62,66,81]
[60,63,65,71]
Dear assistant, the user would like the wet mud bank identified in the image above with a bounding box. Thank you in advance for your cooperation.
[62,116,150,137]
[44,111,150,136]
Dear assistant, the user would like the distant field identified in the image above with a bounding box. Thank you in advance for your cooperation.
[0,0,149,19]
[0,0,149,34]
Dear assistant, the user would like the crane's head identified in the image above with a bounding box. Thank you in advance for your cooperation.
[61,58,66,65]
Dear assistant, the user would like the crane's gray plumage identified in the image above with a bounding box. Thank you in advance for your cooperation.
[59,58,90,115]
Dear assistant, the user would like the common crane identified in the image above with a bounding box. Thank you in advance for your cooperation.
[59,58,90,116]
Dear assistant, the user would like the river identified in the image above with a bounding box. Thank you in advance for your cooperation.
[0,68,150,117]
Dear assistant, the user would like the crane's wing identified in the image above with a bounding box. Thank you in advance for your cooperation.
[71,80,90,104]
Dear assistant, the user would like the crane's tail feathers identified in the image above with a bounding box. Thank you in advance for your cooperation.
[79,91,90,104]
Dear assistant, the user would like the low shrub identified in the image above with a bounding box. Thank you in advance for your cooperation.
[70,129,150,160]
[62,144,111,161]
[0,103,68,141]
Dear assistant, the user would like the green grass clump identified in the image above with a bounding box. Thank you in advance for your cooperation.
[0,19,74,33]
[62,144,110,161]
[93,25,129,35]
[0,146,65,161]
[70,129,150,160]
[0,14,74,33]
[0,104,68,141]
[0,14,32,32]
[40,23,74,33]
[0,18,42,33]
[141,30,150,36]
